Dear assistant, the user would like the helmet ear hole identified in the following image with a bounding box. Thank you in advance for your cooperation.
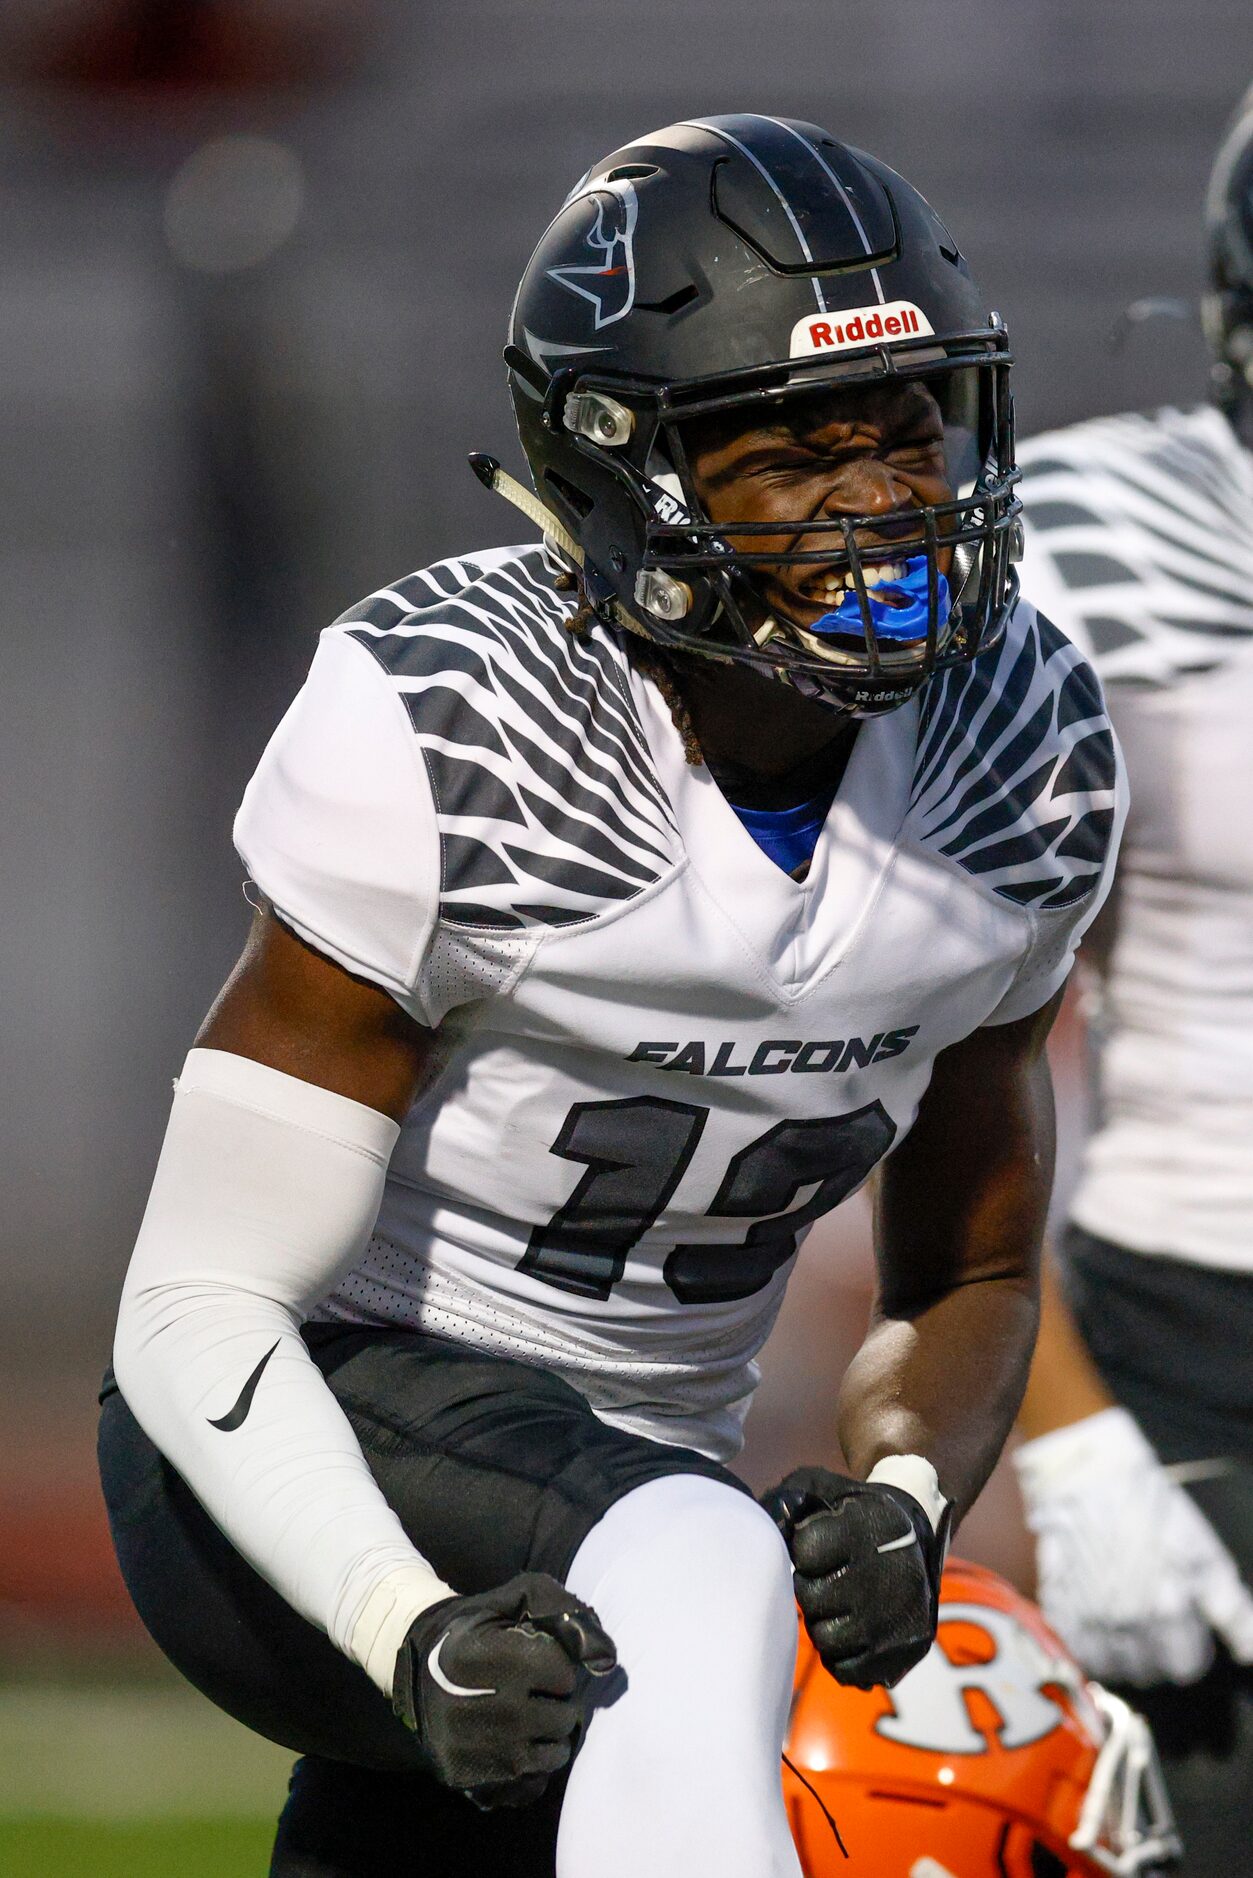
[542,468,593,521]
[638,282,701,316]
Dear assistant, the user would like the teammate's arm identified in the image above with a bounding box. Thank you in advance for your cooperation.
[1017,1259,1116,1436]
[1013,846,1123,1449]
[1011,916,1253,1685]
[764,990,1059,1690]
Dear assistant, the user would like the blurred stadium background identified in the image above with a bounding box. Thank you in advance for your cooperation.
[1,2,1249,1868]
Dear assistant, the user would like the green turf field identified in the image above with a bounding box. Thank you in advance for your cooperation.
[0,1817,275,1876]
[0,1679,291,1874]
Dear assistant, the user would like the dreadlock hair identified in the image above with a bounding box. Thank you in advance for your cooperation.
[623,635,704,767]
[557,574,704,765]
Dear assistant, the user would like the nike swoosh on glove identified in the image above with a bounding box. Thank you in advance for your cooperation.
[392,1572,617,1807]
[1014,1405,1253,1688]
[762,1465,951,1689]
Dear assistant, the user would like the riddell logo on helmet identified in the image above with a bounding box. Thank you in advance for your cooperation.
[789,301,935,358]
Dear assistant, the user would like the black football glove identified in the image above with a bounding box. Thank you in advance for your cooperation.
[763,1465,951,1690]
[392,1571,617,1808]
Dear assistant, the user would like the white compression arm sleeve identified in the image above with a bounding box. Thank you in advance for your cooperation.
[113,1048,455,1694]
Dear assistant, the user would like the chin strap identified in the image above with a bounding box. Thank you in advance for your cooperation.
[466,456,709,765]
[468,454,586,567]
[468,454,671,657]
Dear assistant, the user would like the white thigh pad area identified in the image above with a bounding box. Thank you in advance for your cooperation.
[559,1475,802,1878]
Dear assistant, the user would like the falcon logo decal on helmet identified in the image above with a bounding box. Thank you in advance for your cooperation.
[546,179,639,330]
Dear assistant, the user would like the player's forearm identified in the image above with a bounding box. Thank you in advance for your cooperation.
[113,1048,454,1689]
[840,1012,1057,1520]
[836,1273,1039,1520]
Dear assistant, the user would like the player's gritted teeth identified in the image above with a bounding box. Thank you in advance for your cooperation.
[800,556,915,610]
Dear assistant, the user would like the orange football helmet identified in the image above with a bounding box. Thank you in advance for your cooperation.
[784,1558,1180,1877]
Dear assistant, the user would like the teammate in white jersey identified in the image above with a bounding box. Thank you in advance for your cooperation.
[1013,87,1253,1878]
[99,117,1123,1877]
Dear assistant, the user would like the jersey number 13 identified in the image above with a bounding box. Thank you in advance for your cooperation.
[517,1096,896,1305]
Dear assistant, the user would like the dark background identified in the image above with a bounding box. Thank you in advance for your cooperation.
[1,0,1247,1670]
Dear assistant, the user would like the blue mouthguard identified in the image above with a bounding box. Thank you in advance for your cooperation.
[806,554,950,643]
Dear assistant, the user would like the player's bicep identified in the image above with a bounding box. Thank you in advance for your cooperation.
[197,906,438,1122]
[873,990,1062,1312]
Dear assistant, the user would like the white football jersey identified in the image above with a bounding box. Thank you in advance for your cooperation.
[236,544,1123,1458]
[1019,407,1253,1275]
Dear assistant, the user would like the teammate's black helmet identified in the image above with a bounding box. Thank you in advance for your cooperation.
[1205,82,1253,438]
[504,114,1020,717]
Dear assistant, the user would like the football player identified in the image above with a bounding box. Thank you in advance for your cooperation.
[99,116,1123,1877]
[1013,83,1253,1878]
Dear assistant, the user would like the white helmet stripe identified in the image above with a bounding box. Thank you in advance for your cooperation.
[682,118,829,315]
[757,114,888,307]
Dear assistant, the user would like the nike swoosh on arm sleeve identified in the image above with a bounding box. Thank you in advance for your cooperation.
[112,1048,455,1688]
[206,1339,281,1431]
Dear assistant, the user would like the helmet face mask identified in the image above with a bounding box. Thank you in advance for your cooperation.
[507,116,1022,719]
[1071,1687,1181,1877]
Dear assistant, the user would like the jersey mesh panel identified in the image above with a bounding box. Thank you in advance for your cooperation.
[323,1238,780,1415]
[421,926,536,1026]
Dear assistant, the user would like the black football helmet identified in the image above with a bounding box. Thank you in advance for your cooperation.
[500,114,1020,717]
[1205,81,1253,439]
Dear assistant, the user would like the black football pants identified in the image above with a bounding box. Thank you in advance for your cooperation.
[98,1322,742,1877]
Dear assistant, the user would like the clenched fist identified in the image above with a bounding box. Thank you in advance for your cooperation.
[763,1463,951,1689]
[392,1572,617,1806]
